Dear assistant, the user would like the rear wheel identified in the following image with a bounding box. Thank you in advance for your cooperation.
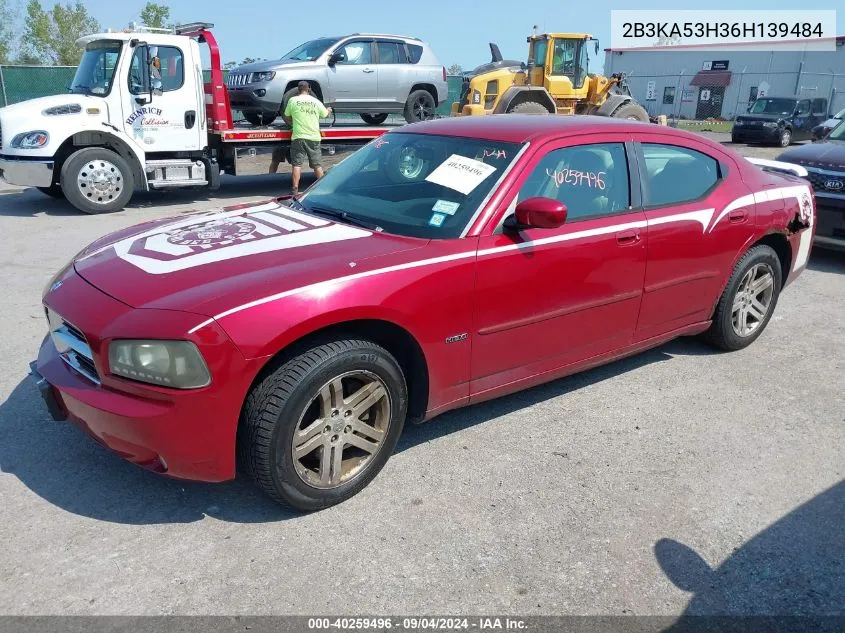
[361,113,389,125]
[704,245,782,351]
[239,338,408,510]
[37,184,64,198]
[611,102,649,121]
[244,111,277,126]
[508,101,551,114]
[404,89,436,123]
[60,147,134,214]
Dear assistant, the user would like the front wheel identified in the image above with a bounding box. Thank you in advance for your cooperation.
[704,245,782,351]
[239,338,408,511]
[777,128,792,147]
[404,89,436,123]
[507,101,551,114]
[60,147,134,214]
[611,102,650,121]
[361,113,389,125]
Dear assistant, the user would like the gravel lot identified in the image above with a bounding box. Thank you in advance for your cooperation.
[0,136,843,617]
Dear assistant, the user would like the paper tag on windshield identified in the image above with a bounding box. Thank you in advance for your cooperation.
[425,154,497,195]
[432,199,460,215]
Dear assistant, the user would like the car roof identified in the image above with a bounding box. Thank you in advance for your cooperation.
[400,114,713,146]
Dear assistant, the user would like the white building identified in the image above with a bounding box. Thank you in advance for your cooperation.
[603,37,845,120]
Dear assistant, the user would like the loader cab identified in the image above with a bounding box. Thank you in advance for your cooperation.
[527,33,593,101]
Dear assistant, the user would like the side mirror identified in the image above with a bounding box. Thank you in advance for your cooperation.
[504,197,567,231]
[328,52,345,66]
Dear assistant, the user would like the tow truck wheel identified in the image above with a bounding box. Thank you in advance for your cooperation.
[361,113,389,125]
[37,184,65,199]
[239,338,408,510]
[60,147,134,214]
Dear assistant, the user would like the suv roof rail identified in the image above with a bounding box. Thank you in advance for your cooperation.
[350,32,422,41]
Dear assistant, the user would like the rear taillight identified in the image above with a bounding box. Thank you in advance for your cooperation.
[442,66,447,81]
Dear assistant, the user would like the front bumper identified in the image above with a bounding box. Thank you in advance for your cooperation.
[814,199,845,251]
[227,86,278,114]
[731,125,782,143]
[0,155,54,187]
[32,270,265,482]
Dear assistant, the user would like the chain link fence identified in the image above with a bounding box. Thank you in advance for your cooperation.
[625,70,845,128]
[1,65,464,121]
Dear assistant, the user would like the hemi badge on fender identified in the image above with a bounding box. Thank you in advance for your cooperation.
[445,333,468,344]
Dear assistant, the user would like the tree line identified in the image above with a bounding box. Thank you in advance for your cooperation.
[0,1,171,66]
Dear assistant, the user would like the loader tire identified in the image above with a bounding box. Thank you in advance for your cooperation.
[611,103,649,121]
[508,101,551,114]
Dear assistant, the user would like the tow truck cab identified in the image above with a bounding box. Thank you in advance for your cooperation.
[0,23,390,214]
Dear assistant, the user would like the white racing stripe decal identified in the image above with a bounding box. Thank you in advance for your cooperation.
[188,186,815,333]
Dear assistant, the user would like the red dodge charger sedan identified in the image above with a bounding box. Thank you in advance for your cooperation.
[32,116,815,510]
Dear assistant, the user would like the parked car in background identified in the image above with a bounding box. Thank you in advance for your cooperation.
[225,34,449,126]
[778,119,845,251]
[32,116,815,510]
[732,96,829,147]
[811,107,845,140]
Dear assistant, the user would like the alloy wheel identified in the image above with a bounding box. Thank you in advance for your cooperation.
[291,371,391,489]
[731,263,775,337]
[413,96,434,121]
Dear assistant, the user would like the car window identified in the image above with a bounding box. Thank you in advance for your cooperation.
[641,144,720,207]
[129,45,183,94]
[377,41,403,64]
[336,41,372,65]
[406,44,423,64]
[750,98,796,115]
[797,100,810,115]
[811,98,828,116]
[516,143,630,221]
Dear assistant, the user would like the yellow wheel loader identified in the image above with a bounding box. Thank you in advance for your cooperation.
[451,32,649,121]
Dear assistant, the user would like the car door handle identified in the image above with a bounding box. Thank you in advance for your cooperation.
[362,68,375,73]
[616,229,641,246]
[729,209,748,223]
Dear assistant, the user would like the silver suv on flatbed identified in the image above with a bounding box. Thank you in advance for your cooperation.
[226,33,449,126]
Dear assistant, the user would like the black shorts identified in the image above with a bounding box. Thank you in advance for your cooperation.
[290,138,322,168]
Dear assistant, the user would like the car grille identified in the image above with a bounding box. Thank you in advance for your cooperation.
[805,167,845,193]
[46,308,100,384]
[226,73,251,88]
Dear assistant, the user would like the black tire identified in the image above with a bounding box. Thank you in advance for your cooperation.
[404,89,436,123]
[611,102,649,121]
[508,101,551,114]
[244,111,277,126]
[703,245,783,351]
[361,113,389,125]
[60,147,134,214]
[777,127,792,147]
[37,184,64,198]
[239,338,408,511]
[280,87,299,120]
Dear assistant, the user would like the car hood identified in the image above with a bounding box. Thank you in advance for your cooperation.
[777,140,845,167]
[736,113,788,123]
[232,58,319,73]
[72,198,427,317]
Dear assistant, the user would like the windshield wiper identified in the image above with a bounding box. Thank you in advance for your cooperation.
[306,206,384,232]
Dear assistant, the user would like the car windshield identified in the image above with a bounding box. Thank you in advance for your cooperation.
[282,38,340,61]
[828,119,845,140]
[299,133,522,239]
[749,98,796,115]
[69,40,122,95]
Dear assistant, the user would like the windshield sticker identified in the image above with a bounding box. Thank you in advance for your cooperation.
[432,200,461,215]
[546,168,607,190]
[428,212,447,227]
[425,154,497,195]
[483,149,508,160]
[374,138,390,149]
